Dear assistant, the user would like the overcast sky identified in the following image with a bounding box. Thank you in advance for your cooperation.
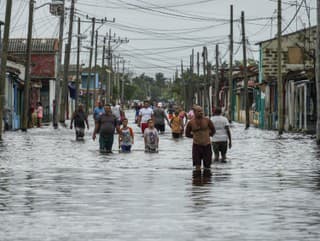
[0,0,317,79]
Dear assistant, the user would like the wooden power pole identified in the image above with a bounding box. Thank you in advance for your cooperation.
[53,0,65,128]
[241,11,250,129]
[214,44,220,110]
[75,17,81,109]
[0,0,12,139]
[277,0,284,134]
[93,29,98,106]
[86,17,95,113]
[228,4,234,121]
[60,0,75,123]
[102,35,107,104]
[316,0,320,144]
[22,0,34,131]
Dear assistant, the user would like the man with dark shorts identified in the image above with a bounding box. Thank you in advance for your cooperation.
[92,104,120,153]
[153,102,170,134]
[185,105,215,170]
[210,108,232,162]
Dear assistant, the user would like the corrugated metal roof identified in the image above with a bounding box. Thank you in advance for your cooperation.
[8,38,59,53]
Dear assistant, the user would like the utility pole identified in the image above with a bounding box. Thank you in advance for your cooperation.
[196,51,200,105]
[228,4,234,121]
[53,0,65,128]
[22,0,34,131]
[277,0,284,134]
[241,11,250,129]
[117,56,120,102]
[93,29,98,106]
[121,59,125,103]
[181,60,185,110]
[316,0,320,144]
[190,49,194,107]
[202,46,209,116]
[102,35,106,104]
[75,17,80,108]
[60,0,75,124]
[0,0,12,139]
[214,44,220,110]
[86,17,95,114]
[107,29,113,103]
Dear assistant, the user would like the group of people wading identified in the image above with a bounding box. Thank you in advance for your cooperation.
[69,99,232,170]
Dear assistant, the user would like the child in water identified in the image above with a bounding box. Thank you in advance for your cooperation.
[144,119,159,153]
[118,118,134,152]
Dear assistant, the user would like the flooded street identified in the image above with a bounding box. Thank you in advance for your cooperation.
[1,110,320,241]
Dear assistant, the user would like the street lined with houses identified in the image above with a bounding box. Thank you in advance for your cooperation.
[1,1,320,240]
[1,111,320,240]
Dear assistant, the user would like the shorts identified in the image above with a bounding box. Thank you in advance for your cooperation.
[121,145,132,152]
[172,132,181,138]
[212,141,228,156]
[75,127,85,138]
[155,124,165,132]
[141,122,148,134]
[99,134,114,152]
[192,143,212,168]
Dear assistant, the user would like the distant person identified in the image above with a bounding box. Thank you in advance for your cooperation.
[167,103,174,120]
[178,106,188,126]
[93,101,105,121]
[187,105,195,120]
[210,108,232,163]
[2,107,10,131]
[36,102,43,127]
[153,102,170,134]
[92,104,120,153]
[144,119,159,153]
[119,118,134,152]
[70,104,89,140]
[111,101,122,124]
[138,100,154,134]
[133,102,141,124]
[170,109,184,138]
[185,105,215,170]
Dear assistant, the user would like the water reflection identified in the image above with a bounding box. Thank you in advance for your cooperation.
[0,168,10,211]
[189,169,213,210]
[0,115,320,241]
[192,169,212,186]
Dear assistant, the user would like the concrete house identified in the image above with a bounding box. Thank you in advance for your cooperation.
[8,38,59,122]
[256,26,316,132]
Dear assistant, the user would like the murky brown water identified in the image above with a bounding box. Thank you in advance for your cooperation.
[1,111,320,240]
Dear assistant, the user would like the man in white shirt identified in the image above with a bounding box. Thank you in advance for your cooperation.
[137,100,154,134]
[210,108,232,163]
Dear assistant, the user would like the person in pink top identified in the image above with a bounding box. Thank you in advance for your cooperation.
[36,102,43,127]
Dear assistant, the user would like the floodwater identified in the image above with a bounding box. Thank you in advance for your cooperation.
[0,110,320,241]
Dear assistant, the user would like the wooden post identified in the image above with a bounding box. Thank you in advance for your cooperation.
[75,17,81,109]
[316,0,320,144]
[102,35,106,103]
[214,44,220,110]
[241,11,250,129]
[228,4,234,121]
[60,0,75,123]
[86,17,95,113]
[22,0,34,131]
[53,0,65,128]
[277,0,284,134]
[93,29,98,106]
[0,0,12,139]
